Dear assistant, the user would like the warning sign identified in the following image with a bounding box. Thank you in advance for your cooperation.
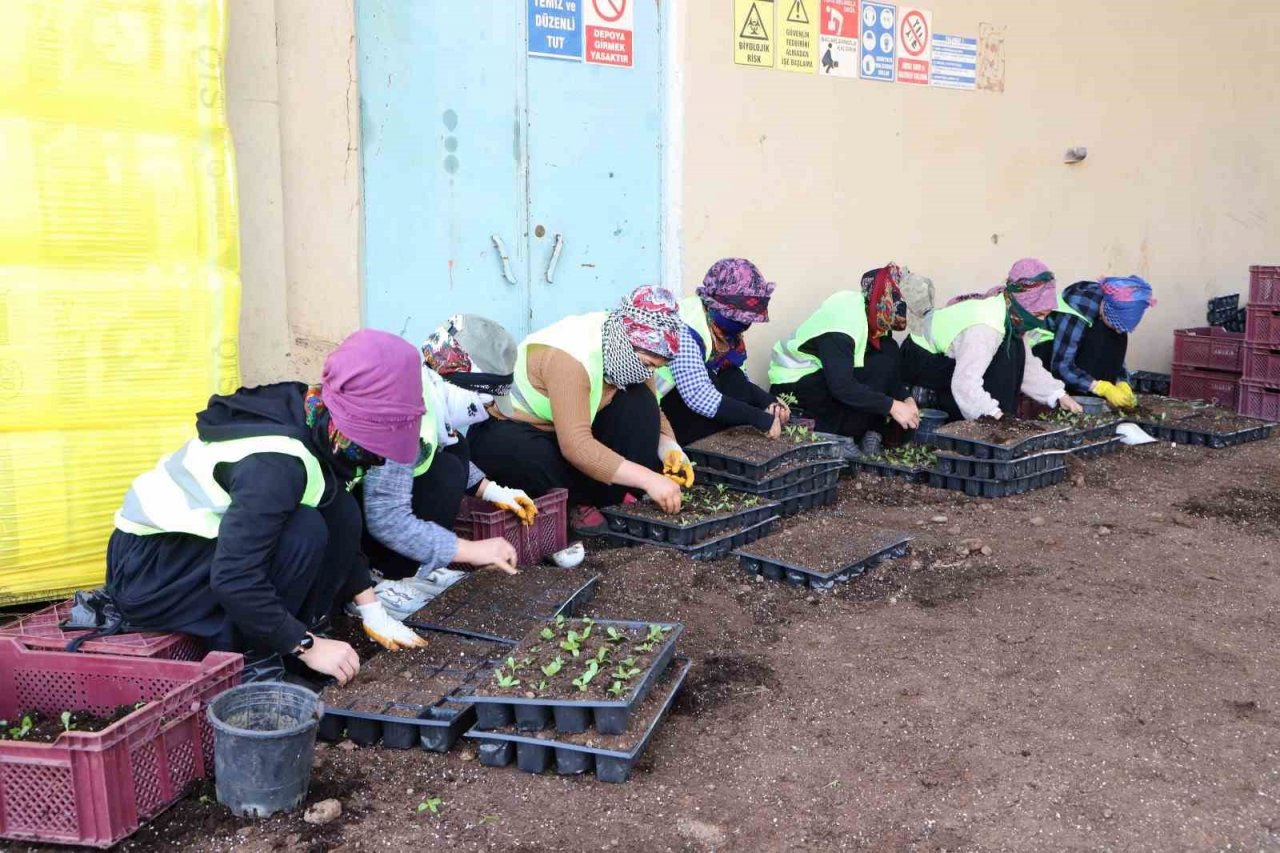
[930,33,977,89]
[585,0,633,67]
[858,1,895,82]
[528,0,583,61]
[734,0,775,68]
[778,0,818,73]
[818,0,859,78]
[896,7,931,84]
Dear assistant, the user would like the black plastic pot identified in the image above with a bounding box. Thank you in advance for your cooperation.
[914,408,949,439]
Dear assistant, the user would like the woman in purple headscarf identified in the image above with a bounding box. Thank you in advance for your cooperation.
[657,258,789,445]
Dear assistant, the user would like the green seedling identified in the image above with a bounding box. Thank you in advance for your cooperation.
[505,656,519,671]
[541,656,564,677]
[621,657,636,667]
[579,618,594,640]
[572,660,601,692]
[537,679,548,692]
[493,668,520,689]
[479,814,500,826]
[607,680,626,697]
[6,715,34,740]
[417,797,443,815]
[555,613,566,629]
[613,664,641,680]
[593,645,610,664]
[60,711,74,732]
[605,626,625,643]
[777,392,799,407]
[633,642,655,653]
[560,631,582,657]
[540,627,555,640]
[646,624,672,643]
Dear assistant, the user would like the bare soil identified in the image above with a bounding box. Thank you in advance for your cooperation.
[689,425,824,463]
[937,416,1061,445]
[738,520,909,574]
[79,434,1280,853]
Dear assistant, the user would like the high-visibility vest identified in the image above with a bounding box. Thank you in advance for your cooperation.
[412,372,442,477]
[767,291,868,386]
[114,435,327,539]
[511,312,606,424]
[911,295,1008,356]
[654,296,714,399]
[1024,292,1091,348]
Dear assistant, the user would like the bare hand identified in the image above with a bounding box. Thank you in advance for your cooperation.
[298,637,360,685]
[455,537,519,574]
[1059,395,1084,414]
[646,472,683,514]
[766,412,782,440]
[889,399,920,430]
[770,399,792,425]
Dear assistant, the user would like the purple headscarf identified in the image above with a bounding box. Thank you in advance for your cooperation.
[697,258,775,325]
[321,330,426,464]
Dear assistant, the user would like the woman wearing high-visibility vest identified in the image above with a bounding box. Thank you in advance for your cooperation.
[360,315,533,585]
[900,258,1084,421]
[656,258,789,445]
[769,264,921,452]
[469,286,690,537]
[1027,276,1155,410]
[107,330,430,685]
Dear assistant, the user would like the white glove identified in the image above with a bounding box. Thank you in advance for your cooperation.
[480,481,538,525]
[355,600,427,650]
[438,380,493,431]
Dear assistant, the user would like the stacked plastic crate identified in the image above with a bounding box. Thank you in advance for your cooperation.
[1240,266,1280,420]
[1170,325,1246,409]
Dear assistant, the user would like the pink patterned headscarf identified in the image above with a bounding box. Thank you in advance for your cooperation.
[600,286,682,387]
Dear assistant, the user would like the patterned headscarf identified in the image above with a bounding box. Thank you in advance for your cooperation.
[697,258,774,325]
[946,259,1057,341]
[860,264,907,349]
[601,286,682,387]
[1098,275,1156,333]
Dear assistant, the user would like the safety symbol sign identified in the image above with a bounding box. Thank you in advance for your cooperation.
[528,0,583,61]
[930,33,976,89]
[895,6,930,84]
[778,0,818,74]
[735,0,775,68]
[858,1,895,82]
[818,0,858,78]
[585,0,633,67]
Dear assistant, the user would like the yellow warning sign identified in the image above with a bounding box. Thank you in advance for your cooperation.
[778,0,817,73]
[734,0,774,68]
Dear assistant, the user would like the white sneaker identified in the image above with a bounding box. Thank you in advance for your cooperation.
[547,542,586,568]
[371,569,469,621]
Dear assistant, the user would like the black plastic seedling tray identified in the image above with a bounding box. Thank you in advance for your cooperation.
[927,466,1067,498]
[1129,417,1274,449]
[405,568,600,644]
[735,534,911,592]
[922,423,1072,461]
[603,514,779,561]
[848,458,931,484]
[1072,437,1123,458]
[776,483,839,517]
[1069,418,1121,446]
[1128,371,1171,396]
[686,437,841,479]
[934,448,1068,481]
[468,658,690,783]
[697,459,846,496]
[600,500,779,546]
[469,619,683,736]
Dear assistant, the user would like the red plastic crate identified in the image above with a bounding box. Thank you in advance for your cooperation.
[0,639,241,848]
[1243,345,1280,386]
[0,601,202,660]
[1250,265,1280,308]
[1246,307,1280,346]
[1172,327,1245,373]
[1239,382,1280,422]
[1170,366,1240,409]
[453,487,568,567]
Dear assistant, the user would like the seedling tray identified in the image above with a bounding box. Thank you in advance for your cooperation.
[600,499,779,546]
[0,600,202,660]
[848,458,931,484]
[469,620,683,735]
[1068,417,1121,446]
[922,422,1072,461]
[686,436,841,479]
[934,448,1069,481]
[735,534,911,592]
[1129,371,1171,396]
[777,483,839,517]
[696,460,845,496]
[1131,417,1274,449]
[926,466,1068,499]
[603,514,779,561]
[404,568,600,644]
[1073,437,1123,459]
[468,658,690,783]
[317,633,509,752]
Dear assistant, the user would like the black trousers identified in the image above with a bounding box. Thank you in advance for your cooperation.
[105,489,368,654]
[469,384,661,508]
[774,342,905,439]
[1032,321,1128,389]
[901,333,1026,421]
[357,436,472,580]
[661,365,767,446]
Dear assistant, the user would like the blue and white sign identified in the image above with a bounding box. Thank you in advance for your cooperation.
[528,0,583,60]
[859,2,896,82]
[930,33,977,89]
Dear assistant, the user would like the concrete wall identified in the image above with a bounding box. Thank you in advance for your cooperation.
[681,1,1280,376]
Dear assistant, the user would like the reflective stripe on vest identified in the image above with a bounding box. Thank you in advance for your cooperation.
[1024,292,1091,348]
[767,291,868,387]
[114,435,326,538]
[413,370,443,477]
[655,296,714,399]
[512,312,606,423]
[914,295,1008,356]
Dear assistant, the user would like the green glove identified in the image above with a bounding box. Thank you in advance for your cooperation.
[1092,379,1128,410]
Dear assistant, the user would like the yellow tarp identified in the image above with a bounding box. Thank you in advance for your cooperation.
[0,0,240,604]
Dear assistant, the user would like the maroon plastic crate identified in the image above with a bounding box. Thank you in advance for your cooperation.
[1243,345,1280,386]
[453,488,568,567]
[0,639,241,848]
[1172,327,1245,373]
[1170,366,1240,409]
[0,602,202,660]
[1250,265,1280,308]
[1246,307,1280,346]
[1239,382,1280,422]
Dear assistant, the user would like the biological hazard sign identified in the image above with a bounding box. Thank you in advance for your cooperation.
[735,0,775,68]
[818,0,859,78]
[778,0,818,73]
[896,7,931,84]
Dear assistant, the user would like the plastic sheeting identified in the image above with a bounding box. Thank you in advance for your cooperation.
[0,0,240,604]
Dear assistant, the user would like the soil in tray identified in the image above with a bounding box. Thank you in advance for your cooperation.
[738,520,908,575]
[324,633,504,709]
[688,425,825,464]
[604,486,765,526]
[1037,410,1119,430]
[0,704,141,743]
[935,417,1058,445]
[1122,397,1215,422]
[407,567,595,625]
[476,619,673,702]
[1176,411,1269,432]
[865,445,938,471]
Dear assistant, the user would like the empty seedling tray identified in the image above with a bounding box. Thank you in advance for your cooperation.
[1072,437,1123,458]
[469,619,683,735]
[468,658,690,783]
[603,514,779,561]
[1129,415,1274,449]
[404,567,600,644]
[735,533,912,592]
[686,434,841,479]
[927,466,1068,498]
[696,459,846,495]
[600,498,779,547]
[922,422,1072,461]
[776,483,839,517]
[1129,371,1171,395]
[848,458,932,484]
[934,448,1069,481]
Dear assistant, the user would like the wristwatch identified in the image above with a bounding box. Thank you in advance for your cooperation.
[292,633,316,656]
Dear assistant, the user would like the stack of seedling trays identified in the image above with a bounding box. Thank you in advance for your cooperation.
[1130,370,1172,396]
[735,522,911,591]
[921,419,1073,498]
[846,445,938,484]
[404,567,600,643]
[684,425,843,518]
[600,487,781,558]
[1125,396,1274,449]
[465,617,687,783]
[1035,410,1123,457]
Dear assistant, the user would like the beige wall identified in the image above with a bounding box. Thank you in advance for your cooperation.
[682,1,1280,376]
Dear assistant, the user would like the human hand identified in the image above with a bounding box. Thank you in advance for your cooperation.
[766,412,782,439]
[1091,380,1127,410]
[889,399,921,429]
[645,471,683,514]
[770,399,792,424]
[298,637,360,685]
[455,537,519,574]
[1114,381,1138,409]
[480,481,537,526]
[1060,394,1084,414]
[357,600,428,650]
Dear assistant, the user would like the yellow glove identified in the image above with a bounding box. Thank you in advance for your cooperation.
[480,482,538,526]
[1092,379,1128,410]
[662,448,695,488]
[1114,381,1138,409]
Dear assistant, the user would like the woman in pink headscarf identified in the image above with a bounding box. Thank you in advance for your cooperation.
[900,259,1083,421]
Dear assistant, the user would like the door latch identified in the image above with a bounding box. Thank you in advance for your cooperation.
[490,235,516,285]
[545,233,564,284]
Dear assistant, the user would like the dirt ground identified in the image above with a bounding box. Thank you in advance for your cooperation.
[20,436,1280,852]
